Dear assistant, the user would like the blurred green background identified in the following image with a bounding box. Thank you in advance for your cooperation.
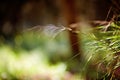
[0,0,120,80]
[0,29,85,80]
[1,22,120,80]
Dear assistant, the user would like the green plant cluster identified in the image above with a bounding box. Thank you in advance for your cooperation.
[83,21,120,79]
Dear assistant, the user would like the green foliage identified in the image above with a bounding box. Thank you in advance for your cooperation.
[0,31,82,80]
[1,21,120,79]
[83,21,120,79]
